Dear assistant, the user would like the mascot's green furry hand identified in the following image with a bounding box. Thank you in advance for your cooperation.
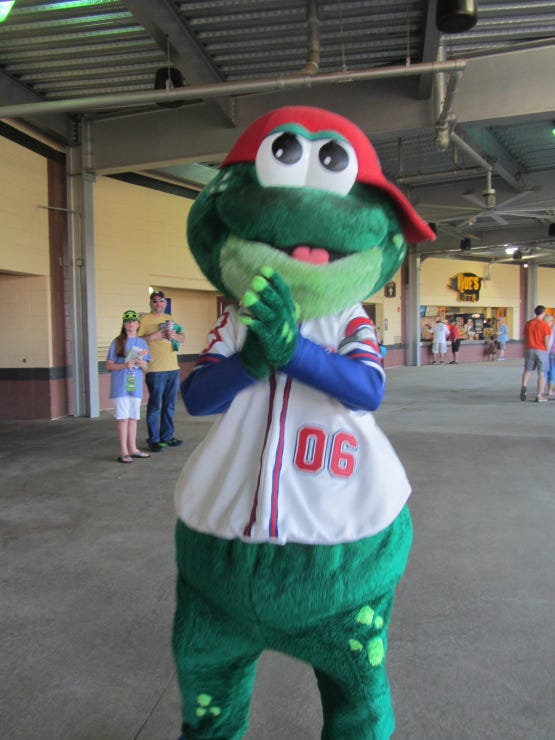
[239,266,300,378]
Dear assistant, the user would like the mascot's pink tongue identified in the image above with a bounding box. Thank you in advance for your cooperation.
[291,246,330,264]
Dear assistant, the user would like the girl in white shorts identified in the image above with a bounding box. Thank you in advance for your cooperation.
[105,310,151,463]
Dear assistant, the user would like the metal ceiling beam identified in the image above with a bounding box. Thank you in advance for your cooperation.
[0,68,69,142]
[456,45,555,125]
[418,0,441,99]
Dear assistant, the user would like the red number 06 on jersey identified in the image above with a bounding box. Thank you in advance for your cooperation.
[294,426,358,478]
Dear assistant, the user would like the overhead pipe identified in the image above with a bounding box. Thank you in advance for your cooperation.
[450,131,493,172]
[397,166,484,185]
[292,0,320,76]
[0,59,466,119]
[434,46,464,151]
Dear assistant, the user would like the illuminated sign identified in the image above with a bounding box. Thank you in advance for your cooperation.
[449,272,482,302]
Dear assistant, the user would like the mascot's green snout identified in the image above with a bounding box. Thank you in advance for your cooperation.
[174,106,434,740]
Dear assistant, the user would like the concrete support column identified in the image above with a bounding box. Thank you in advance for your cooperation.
[525,263,538,318]
[405,250,421,366]
[66,119,99,417]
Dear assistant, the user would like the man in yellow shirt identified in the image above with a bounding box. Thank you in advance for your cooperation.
[139,291,185,452]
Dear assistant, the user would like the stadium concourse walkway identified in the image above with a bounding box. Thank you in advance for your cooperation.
[1,359,554,740]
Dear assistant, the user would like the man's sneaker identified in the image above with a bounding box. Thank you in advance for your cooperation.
[148,442,164,452]
[520,387,527,401]
[162,437,183,448]
[535,396,547,402]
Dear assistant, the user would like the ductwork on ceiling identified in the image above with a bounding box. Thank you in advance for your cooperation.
[0,58,467,119]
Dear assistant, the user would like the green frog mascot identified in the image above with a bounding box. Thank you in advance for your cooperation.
[173,106,434,740]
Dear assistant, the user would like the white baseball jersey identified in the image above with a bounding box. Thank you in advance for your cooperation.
[175,304,411,545]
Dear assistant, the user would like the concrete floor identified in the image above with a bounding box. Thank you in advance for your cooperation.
[1,359,554,740]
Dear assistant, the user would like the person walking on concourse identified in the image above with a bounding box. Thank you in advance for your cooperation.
[520,305,552,403]
[139,291,185,451]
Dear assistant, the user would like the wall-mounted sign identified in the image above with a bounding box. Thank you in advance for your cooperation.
[449,272,482,302]
[384,281,396,298]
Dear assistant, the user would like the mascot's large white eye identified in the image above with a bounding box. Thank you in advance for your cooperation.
[255,132,358,196]
[305,139,357,195]
[255,132,310,187]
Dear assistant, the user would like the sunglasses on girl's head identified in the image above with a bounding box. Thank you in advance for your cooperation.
[122,311,140,321]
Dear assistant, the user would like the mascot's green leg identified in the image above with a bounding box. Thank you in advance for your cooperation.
[172,573,262,740]
[173,508,412,740]
[312,590,397,740]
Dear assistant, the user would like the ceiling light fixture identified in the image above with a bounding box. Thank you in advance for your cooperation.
[154,35,184,109]
[505,246,518,255]
[436,0,478,33]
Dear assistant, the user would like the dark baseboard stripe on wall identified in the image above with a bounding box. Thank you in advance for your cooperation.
[0,366,70,381]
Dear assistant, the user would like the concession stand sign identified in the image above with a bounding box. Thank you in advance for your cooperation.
[449,272,482,302]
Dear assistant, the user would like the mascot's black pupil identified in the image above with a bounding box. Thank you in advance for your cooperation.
[272,133,303,164]
[319,140,349,171]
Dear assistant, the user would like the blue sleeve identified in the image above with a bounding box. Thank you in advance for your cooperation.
[282,335,385,411]
[106,339,120,364]
[181,354,257,415]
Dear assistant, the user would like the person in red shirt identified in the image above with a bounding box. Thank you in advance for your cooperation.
[448,319,461,364]
[520,305,552,402]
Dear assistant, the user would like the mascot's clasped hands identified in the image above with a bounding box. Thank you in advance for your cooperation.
[172,106,434,740]
[240,266,300,378]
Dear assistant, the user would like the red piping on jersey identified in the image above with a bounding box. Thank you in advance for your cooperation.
[345,316,373,336]
[243,374,276,537]
[270,376,293,538]
[202,309,230,354]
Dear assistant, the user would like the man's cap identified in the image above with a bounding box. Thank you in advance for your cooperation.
[150,291,165,300]
[221,106,435,244]
[122,309,140,322]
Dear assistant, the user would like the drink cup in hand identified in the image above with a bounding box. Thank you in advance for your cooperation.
[159,320,173,340]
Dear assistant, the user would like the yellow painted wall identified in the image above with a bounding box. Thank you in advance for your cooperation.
[0,136,49,276]
[538,268,555,315]
[94,176,216,358]
[0,274,52,367]
[0,136,52,368]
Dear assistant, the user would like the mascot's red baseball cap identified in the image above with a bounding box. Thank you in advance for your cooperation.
[222,106,435,244]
